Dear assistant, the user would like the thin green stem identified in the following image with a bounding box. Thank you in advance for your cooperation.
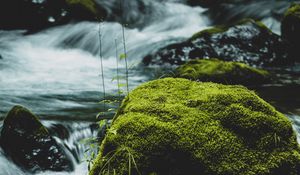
[114,39,121,103]
[98,21,106,113]
[120,0,129,95]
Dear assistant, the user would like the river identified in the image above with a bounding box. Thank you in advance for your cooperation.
[0,0,299,174]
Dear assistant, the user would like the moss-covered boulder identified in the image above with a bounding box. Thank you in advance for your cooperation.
[281,3,300,59]
[65,0,107,20]
[143,19,292,67]
[90,78,300,175]
[0,106,74,173]
[176,59,270,85]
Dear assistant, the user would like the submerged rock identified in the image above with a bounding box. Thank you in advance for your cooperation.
[281,3,300,59]
[0,106,74,172]
[143,19,292,67]
[90,78,300,175]
[176,59,270,85]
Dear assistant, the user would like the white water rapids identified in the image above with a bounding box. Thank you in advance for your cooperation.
[0,2,208,119]
[0,0,299,174]
[0,1,208,174]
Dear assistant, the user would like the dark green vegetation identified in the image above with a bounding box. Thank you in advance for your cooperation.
[90,78,300,175]
[281,3,300,59]
[176,59,270,85]
[0,106,74,173]
[143,19,292,66]
[65,0,98,14]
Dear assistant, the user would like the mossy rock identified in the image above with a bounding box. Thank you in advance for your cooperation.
[0,105,73,173]
[143,19,292,66]
[190,19,272,41]
[281,3,300,59]
[64,0,106,19]
[176,59,270,86]
[1,105,48,135]
[90,78,300,175]
[65,0,97,14]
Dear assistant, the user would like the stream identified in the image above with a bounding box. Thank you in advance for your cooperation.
[0,0,299,174]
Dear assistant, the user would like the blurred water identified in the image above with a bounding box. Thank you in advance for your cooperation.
[0,1,207,174]
[0,0,299,175]
[0,2,208,118]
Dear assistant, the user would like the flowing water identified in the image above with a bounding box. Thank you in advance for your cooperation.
[0,1,208,174]
[0,0,299,175]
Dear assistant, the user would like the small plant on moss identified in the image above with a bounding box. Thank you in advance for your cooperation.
[81,137,98,171]
[98,146,140,175]
[81,119,109,171]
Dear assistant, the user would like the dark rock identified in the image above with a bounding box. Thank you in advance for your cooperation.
[0,0,105,32]
[201,0,291,25]
[48,123,70,140]
[186,0,235,8]
[0,106,74,173]
[281,3,300,59]
[176,58,271,86]
[187,0,220,7]
[143,19,293,67]
[0,0,163,32]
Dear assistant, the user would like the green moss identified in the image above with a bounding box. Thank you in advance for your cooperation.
[189,26,227,41]
[2,105,48,136]
[281,3,300,53]
[175,59,270,86]
[190,19,271,41]
[90,78,300,175]
[65,0,97,14]
[284,4,300,18]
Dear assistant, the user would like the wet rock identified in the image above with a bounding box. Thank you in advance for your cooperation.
[0,0,105,32]
[90,78,300,175]
[0,0,160,31]
[187,0,229,7]
[0,106,74,173]
[143,19,292,67]
[48,123,70,140]
[201,0,290,26]
[281,3,300,59]
[176,58,271,85]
